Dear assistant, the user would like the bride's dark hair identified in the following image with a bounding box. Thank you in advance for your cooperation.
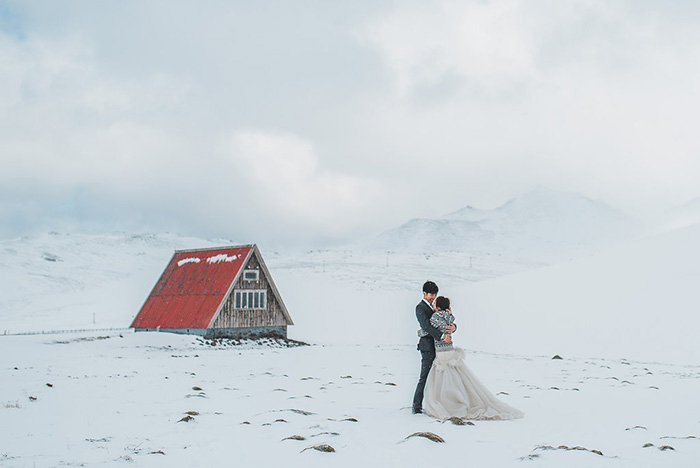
[435,296,450,311]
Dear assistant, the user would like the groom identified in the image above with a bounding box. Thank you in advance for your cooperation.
[412,280,456,414]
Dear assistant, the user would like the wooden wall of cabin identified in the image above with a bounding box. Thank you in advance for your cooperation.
[211,251,289,328]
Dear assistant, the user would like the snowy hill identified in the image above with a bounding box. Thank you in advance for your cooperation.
[358,187,643,263]
[455,221,700,365]
[358,218,493,253]
[659,196,700,232]
[0,232,233,334]
[1,218,699,364]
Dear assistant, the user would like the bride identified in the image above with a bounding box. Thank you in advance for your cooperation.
[423,296,524,421]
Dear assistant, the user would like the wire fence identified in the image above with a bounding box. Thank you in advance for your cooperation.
[1,327,132,337]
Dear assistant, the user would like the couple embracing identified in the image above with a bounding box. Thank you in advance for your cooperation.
[412,281,524,420]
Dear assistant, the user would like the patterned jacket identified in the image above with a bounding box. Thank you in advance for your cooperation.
[429,310,455,352]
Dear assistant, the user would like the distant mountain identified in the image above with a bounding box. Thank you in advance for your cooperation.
[357,218,494,253]
[357,187,643,261]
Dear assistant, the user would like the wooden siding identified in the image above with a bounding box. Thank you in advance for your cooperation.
[212,251,290,328]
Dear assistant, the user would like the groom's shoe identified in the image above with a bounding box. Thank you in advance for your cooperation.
[412,408,423,414]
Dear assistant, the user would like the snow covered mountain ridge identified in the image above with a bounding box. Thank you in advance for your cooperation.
[357,187,644,263]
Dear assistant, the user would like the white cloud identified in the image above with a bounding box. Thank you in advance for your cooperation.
[223,130,382,234]
[356,0,700,213]
[2,1,700,242]
[359,0,536,95]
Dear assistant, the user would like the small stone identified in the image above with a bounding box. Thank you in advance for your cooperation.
[178,415,194,423]
[552,355,563,360]
[642,443,654,448]
[658,445,675,451]
[282,435,306,441]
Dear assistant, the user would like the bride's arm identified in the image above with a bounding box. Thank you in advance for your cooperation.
[430,312,448,334]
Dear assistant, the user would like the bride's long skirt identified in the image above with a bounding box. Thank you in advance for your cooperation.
[423,348,524,420]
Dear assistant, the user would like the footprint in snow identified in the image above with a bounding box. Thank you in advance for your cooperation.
[310,432,339,438]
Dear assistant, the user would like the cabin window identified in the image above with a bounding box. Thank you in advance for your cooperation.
[235,290,267,309]
[243,270,259,281]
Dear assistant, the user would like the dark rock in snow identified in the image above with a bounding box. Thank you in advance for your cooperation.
[405,432,445,443]
[302,444,335,453]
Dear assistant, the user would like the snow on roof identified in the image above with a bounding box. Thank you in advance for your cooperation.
[177,257,201,266]
[206,253,241,264]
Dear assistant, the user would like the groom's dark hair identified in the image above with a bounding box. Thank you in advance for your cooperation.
[422,281,438,294]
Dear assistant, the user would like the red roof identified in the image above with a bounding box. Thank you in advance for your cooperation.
[131,246,252,329]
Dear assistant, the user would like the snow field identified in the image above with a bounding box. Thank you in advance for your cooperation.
[2,331,699,468]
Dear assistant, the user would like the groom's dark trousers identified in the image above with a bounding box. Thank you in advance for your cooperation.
[412,343,435,412]
[412,300,445,413]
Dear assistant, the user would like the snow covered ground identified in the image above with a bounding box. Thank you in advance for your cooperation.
[2,189,700,467]
[3,332,699,468]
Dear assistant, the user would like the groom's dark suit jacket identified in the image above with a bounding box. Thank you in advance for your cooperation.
[416,300,445,353]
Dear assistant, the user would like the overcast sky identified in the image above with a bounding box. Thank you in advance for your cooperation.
[2,0,700,246]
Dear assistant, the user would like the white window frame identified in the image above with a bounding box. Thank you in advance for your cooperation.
[234,289,267,310]
[243,269,260,281]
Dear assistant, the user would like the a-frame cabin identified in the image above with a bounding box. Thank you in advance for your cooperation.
[130,245,293,339]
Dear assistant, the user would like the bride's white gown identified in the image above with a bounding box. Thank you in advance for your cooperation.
[423,347,524,420]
